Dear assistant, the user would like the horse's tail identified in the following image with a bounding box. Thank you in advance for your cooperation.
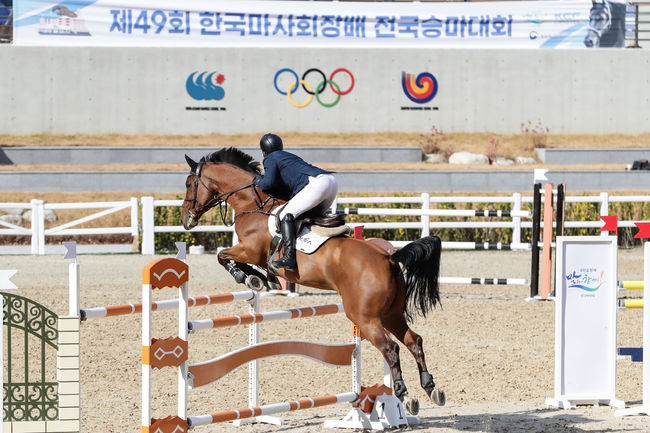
[390,236,442,323]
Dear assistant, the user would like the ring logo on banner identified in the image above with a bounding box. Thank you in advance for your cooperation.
[186,72,225,101]
[273,68,354,108]
[401,71,438,104]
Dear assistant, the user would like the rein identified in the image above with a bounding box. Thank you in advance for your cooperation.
[184,163,279,227]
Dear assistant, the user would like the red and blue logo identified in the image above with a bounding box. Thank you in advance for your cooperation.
[401,72,438,104]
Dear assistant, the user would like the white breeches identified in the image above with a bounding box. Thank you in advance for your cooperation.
[279,174,338,220]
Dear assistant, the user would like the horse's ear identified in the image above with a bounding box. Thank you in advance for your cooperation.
[185,155,198,172]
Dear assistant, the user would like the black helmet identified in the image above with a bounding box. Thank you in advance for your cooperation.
[260,133,283,154]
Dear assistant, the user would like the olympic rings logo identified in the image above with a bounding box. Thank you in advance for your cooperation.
[273,68,355,108]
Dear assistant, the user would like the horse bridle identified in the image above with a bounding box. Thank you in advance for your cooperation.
[588,0,611,38]
[183,162,278,226]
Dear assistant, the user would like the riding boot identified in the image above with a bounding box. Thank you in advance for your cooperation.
[271,213,297,271]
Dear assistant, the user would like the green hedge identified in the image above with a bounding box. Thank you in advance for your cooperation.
[152,194,650,252]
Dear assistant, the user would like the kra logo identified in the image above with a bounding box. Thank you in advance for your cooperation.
[186,72,225,101]
[402,72,438,104]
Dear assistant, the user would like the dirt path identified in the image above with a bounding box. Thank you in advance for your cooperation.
[2,249,648,432]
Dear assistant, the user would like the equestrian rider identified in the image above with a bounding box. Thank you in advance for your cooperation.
[253,133,338,272]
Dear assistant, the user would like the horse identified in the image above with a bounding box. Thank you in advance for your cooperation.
[181,147,445,414]
[584,0,627,48]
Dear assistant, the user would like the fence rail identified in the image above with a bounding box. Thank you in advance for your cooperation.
[1,192,650,255]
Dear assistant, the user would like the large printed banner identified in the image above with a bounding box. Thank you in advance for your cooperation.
[13,0,628,48]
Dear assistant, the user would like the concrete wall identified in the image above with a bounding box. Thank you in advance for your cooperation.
[0,46,648,135]
[2,170,648,193]
[0,146,422,165]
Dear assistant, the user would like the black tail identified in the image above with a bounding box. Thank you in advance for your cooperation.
[391,236,442,322]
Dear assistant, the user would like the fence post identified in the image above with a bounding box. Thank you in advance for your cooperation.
[141,197,155,255]
[30,199,41,255]
[600,192,610,237]
[512,193,522,246]
[30,199,45,255]
[421,193,430,238]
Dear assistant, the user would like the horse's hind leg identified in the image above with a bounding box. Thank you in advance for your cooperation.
[357,320,419,412]
[385,316,446,406]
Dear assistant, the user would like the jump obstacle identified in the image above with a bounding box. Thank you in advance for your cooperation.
[140,257,419,431]
[546,222,650,415]
[615,242,650,416]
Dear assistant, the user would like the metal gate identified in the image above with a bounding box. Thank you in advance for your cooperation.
[3,292,59,422]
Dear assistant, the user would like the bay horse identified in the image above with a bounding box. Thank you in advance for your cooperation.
[181,147,445,414]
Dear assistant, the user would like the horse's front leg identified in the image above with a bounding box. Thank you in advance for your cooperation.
[217,244,255,285]
[217,244,269,291]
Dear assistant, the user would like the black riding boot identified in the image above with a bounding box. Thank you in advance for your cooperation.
[272,214,297,271]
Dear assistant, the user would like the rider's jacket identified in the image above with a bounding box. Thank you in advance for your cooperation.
[254,150,331,199]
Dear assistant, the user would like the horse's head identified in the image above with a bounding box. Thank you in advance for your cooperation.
[182,155,214,230]
[585,0,612,47]
[181,148,264,230]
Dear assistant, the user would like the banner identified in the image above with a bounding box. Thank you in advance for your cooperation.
[13,0,630,48]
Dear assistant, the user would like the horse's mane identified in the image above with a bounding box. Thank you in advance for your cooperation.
[203,147,263,175]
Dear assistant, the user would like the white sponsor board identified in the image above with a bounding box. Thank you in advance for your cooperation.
[546,236,623,409]
[12,0,625,48]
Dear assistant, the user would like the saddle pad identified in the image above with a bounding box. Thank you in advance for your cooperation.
[267,208,341,255]
[295,226,331,254]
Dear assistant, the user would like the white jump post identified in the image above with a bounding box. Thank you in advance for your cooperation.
[615,225,650,417]
[546,235,624,409]
[141,258,190,433]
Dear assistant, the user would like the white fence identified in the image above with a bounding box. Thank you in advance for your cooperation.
[1,193,649,255]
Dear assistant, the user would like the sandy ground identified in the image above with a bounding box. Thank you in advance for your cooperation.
[2,249,649,433]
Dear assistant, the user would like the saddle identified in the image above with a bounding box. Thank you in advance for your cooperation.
[298,213,349,236]
[268,211,350,263]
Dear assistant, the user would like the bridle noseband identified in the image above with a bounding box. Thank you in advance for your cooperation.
[183,162,278,226]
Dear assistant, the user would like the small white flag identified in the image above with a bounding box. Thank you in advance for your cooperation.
[63,242,77,259]
[175,242,187,260]
[0,270,18,290]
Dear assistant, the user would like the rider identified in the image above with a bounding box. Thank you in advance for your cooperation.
[253,133,338,272]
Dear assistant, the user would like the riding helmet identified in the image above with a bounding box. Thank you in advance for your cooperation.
[260,133,283,154]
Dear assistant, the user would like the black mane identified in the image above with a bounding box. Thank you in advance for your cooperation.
[203,147,262,175]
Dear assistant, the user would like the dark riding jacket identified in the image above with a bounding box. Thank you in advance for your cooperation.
[254,150,330,199]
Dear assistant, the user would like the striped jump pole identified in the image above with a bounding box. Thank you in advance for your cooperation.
[187,393,358,428]
[336,207,530,218]
[439,277,528,286]
[80,290,255,320]
[188,303,344,332]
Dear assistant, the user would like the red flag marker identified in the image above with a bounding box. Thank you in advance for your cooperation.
[600,215,618,236]
[634,222,650,239]
[353,225,365,240]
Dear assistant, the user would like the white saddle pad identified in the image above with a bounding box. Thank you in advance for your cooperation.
[267,208,331,254]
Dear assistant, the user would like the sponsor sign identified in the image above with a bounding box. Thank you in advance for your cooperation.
[547,236,621,408]
[13,0,629,48]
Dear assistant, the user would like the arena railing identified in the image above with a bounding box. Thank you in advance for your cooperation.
[2,193,650,255]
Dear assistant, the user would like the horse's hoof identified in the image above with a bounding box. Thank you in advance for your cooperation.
[267,280,282,291]
[245,275,264,292]
[403,395,420,416]
[431,389,446,406]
